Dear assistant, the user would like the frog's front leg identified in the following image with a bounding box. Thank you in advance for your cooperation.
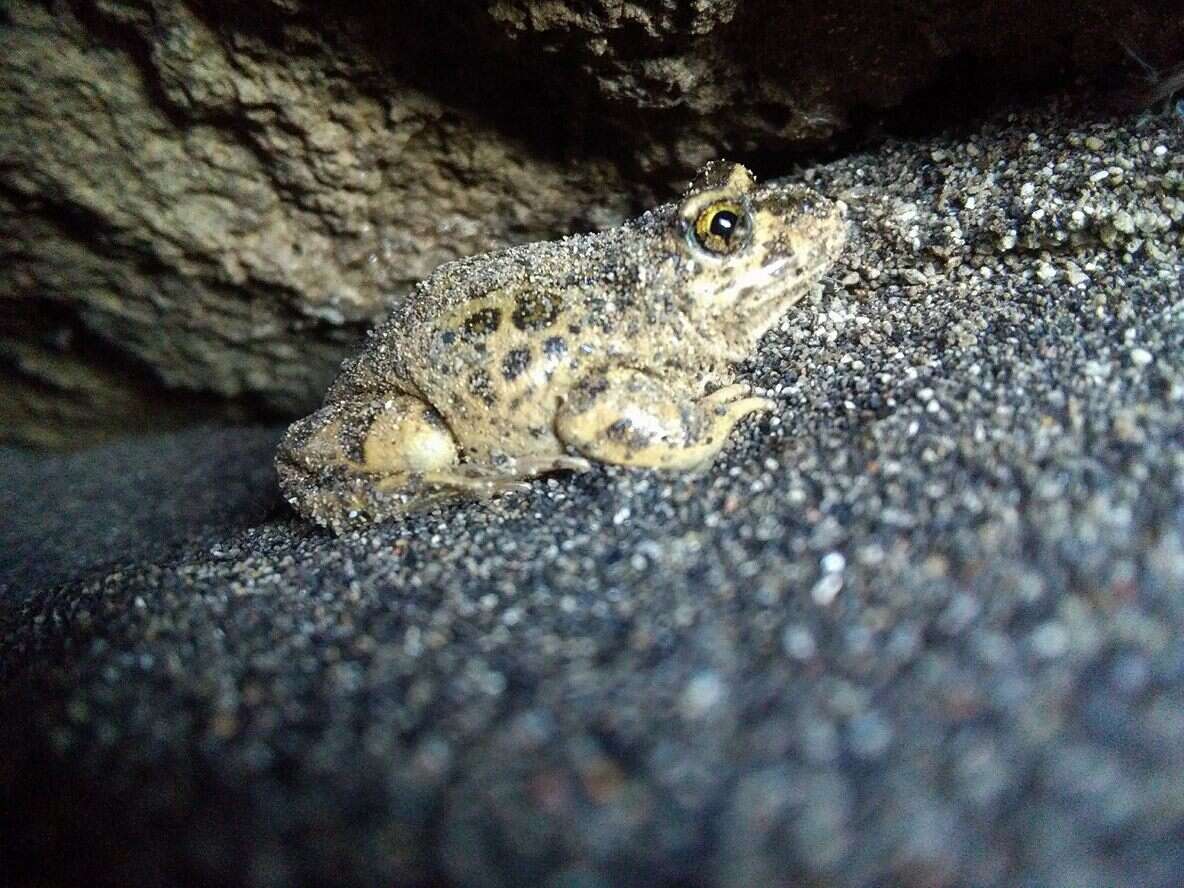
[555,368,774,470]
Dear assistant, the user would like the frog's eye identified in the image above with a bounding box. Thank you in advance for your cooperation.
[691,200,751,256]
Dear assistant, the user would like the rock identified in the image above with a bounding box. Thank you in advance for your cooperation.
[0,1,634,446]
[2,100,1182,887]
[3,0,1182,445]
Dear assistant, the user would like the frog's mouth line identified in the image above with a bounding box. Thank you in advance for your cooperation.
[732,255,793,299]
[738,251,843,344]
[743,254,828,309]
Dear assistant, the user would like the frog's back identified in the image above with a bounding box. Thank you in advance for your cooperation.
[325,226,653,459]
[324,236,575,397]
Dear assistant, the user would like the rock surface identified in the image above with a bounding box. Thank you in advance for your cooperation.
[3,0,1183,445]
[2,101,1183,887]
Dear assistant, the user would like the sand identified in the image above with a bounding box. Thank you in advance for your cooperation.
[2,98,1182,887]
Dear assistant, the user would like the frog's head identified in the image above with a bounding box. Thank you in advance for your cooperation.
[674,160,846,346]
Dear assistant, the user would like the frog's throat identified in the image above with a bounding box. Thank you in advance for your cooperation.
[713,253,822,347]
[737,278,815,347]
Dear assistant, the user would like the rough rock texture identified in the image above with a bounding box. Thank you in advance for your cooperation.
[0,1,633,446]
[2,101,1182,887]
[3,0,1183,446]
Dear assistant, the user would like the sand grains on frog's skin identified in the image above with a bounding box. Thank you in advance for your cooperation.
[277,160,847,529]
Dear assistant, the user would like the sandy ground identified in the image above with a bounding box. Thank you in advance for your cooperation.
[2,98,1182,887]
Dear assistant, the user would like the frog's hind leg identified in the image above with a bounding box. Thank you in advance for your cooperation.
[361,395,461,477]
[279,394,591,528]
[277,393,463,528]
[360,402,590,500]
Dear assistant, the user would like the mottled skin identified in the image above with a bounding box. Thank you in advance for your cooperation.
[277,161,847,530]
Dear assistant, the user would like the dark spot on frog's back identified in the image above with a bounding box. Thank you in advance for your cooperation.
[468,369,497,406]
[512,291,563,331]
[543,336,567,358]
[502,347,532,381]
[463,307,502,340]
[586,296,614,332]
[573,373,609,403]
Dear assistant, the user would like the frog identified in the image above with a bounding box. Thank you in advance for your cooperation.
[276,160,847,530]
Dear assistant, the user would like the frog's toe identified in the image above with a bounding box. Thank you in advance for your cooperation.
[702,382,754,406]
[421,471,533,499]
[504,454,593,475]
[713,396,776,423]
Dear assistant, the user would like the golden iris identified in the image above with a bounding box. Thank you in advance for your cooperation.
[692,200,750,255]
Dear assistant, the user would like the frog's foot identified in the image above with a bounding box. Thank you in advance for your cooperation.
[420,471,532,499]
[557,368,775,471]
[501,454,594,476]
[405,453,593,498]
[700,383,776,423]
[701,382,776,415]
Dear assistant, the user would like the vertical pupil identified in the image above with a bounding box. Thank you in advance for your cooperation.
[710,210,738,239]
